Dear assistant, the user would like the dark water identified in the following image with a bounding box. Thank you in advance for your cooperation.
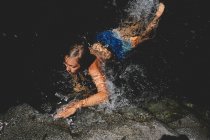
[1,0,210,113]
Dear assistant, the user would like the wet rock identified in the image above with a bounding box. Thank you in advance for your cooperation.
[0,104,176,140]
[85,121,175,140]
[168,115,210,140]
[145,98,210,139]
[159,134,189,140]
[1,104,72,140]
[146,98,189,123]
[116,106,153,122]
[72,107,176,140]
[53,105,179,140]
[0,99,209,140]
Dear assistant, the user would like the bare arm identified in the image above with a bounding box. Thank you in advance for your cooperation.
[54,59,108,119]
[80,58,108,107]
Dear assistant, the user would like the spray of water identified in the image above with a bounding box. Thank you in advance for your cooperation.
[97,62,161,113]
[42,0,162,114]
[125,0,159,24]
[118,64,160,104]
[48,62,162,114]
[97,79,129,113]
[115,0,159,38]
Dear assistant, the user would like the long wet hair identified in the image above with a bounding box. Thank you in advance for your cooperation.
[63,37,97,94]
[64,36,96,71]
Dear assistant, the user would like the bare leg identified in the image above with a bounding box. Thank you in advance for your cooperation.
[115,3,165,48]
[131,3,165,47]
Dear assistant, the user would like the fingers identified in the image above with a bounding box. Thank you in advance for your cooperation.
[54,114,62,119]
[54,109,66,119]
[54,106,77,119]
[54,110,69,119]
[54,111,69,119]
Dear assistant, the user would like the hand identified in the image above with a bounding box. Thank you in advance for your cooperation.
[54,101,81,119]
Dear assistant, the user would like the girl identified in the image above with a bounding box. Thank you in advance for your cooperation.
[54,2,165,119]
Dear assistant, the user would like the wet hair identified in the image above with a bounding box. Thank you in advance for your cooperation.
[69,42,89,58]
[64,36,95,70]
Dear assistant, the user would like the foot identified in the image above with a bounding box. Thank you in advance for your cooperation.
[131,2,165,46]
[155,3,165,20]
[116,2,165,47]
[147,3,165,31]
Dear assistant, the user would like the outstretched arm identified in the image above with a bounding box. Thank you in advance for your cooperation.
[54,59,108,119]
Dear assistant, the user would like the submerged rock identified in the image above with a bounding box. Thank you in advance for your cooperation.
[0,98,209,140]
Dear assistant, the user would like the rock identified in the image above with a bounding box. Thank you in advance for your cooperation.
[84,121,174,140]
[1,104,72,140]
[116,106,153,122]
[168,115,210,140]
[71,107,176,140]
[146,98,188,123]
[145,98,210,139]
[0,98,209,140]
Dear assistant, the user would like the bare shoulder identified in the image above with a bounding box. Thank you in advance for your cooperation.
[89,43,112,61]
[88,58,107,93]
[88,58,102,75]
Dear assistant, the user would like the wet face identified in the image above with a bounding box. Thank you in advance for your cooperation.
[64,56,81,74]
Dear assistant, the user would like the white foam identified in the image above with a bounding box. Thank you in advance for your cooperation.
[97,79,129,113]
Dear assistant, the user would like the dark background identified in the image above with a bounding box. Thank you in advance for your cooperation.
[1,0,210,113]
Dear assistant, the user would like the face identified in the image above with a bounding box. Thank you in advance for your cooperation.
[64,56,81,74]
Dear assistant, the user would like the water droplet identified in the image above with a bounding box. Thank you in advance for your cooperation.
[14,34,18,38]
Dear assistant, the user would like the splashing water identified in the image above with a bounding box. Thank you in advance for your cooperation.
[118,64,161,105]
[47,61,163,115]
[97,79,129,113]
[121,64,160,100]
[97,62,161,113]
[125,0,159,23]
[39,0,162,114]
[114,0,159,38]
[96,61,129,113]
